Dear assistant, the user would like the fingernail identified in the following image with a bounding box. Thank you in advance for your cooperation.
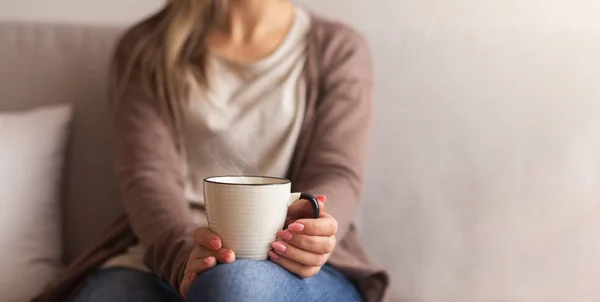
[288,223,304,232]
[210,239,221,250]
[223,251,234,262]
[272,242,287,253]
[277,230,293,241]
[317,195,327,203]
[204,257,213,265]
[268,251,280,260]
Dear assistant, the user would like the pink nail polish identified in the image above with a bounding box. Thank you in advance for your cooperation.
[268,251,280,260]
[288,223,304,232]
[204,257,212,265]
[210,239,222,250]
[272,242,287,253]
[223,251,234,262]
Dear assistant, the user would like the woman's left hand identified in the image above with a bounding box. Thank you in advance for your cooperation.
[269,195,338,278]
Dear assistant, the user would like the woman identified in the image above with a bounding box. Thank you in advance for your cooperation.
[33,0,388,301]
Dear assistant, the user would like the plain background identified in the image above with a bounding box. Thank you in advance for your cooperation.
[0,0,600,29]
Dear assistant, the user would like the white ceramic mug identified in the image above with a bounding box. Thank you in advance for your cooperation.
[203,176,320,259]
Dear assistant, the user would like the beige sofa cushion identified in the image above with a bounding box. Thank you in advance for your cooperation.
[0,104,71,301]
[0,22,124,264]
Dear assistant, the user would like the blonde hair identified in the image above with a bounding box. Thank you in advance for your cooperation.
[110,0,223,131]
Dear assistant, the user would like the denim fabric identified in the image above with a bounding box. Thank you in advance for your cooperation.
[74,267,181,302]
[74,260,362,302]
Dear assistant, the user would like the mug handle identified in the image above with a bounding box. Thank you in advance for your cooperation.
[288,192,320,219]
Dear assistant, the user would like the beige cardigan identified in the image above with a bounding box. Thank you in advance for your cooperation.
[33,12,389,302]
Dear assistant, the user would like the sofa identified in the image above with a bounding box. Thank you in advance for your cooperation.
[0,22,124,301]
[2,20,600,302]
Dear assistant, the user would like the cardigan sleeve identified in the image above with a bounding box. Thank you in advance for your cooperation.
[109,25,196,294]
[293,26,373,240]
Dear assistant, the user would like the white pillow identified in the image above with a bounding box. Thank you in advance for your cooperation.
[0,104,72,302]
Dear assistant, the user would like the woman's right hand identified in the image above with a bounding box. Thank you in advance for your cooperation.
[179,227,236,297]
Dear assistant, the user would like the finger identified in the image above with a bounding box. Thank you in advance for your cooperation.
[285,199,317,225]
[276,231,336,254]
[268,250,321,279]
[271,240,330,267]
[317,201,325,214]
[190,246,236,264]
[186,255,217,274]
[217,249,236,263]
[179,252,209,297]
[193,227,222,251]
[315,196,326,213]
[288,214,338,236]
[180,274,193,298]
[285,196,326,226]
[180,257,213,298]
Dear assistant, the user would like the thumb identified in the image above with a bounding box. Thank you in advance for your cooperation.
[286,195,327,225]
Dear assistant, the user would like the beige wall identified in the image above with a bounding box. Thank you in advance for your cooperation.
[0,0,162,24]
[1,0,600,29]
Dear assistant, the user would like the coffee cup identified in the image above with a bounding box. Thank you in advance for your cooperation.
[203,176,319,259]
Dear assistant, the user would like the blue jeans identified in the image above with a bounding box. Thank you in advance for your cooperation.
[74,260,362,302]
